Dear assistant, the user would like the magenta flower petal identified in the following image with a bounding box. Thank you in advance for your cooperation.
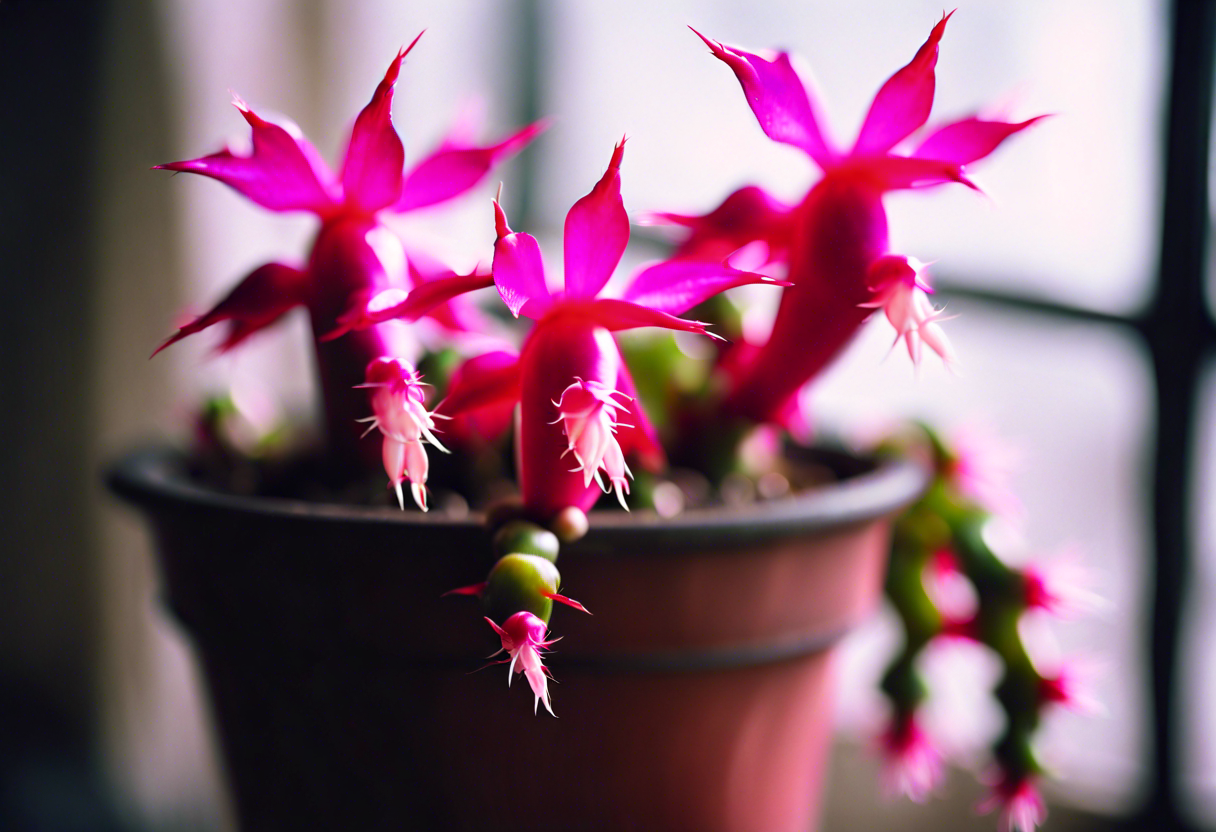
[620,260,788,316]
[913,115,1047,166]
[492,201,552,318]
[651,185,793,264]
[563,139,630,299]
[396,120,548,212]
[436,350,521,418]
[156,100,337,215]
[859,155,977,191]
[152,262,309,356]
[339,34,422,213]
[585,298,724,340]
[853,11,952,156]
[327,271,496,338]
[692,29,836,168]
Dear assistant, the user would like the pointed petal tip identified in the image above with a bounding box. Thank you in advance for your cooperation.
[688,25,720,53]
[149,333,182,359]
[384,30,426,85]
[493,198,511,238]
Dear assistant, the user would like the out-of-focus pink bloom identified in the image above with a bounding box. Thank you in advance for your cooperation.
[679,17,1042,424]
[357,357,448,510]
[645,185,794,267]
[1022,549,1108,619]
[1038,661,1104,716]
[861,255,955,366]
[924,547,979,635]
[879,716,944,803]
[978,773,1047,832]
[942,424,1024,518]
[486,611,557,716]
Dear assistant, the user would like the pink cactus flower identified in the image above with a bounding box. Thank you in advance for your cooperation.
[942,423,1024,518]
[365,140,784,516]
[978,773,1047,832]
[153,35,541,468]
[493,141,786,515]
[1022,548,1108,619]
[357,357,448,510]
[486,611,558,716]
[680,16,1042,424]
[879,715,944,803]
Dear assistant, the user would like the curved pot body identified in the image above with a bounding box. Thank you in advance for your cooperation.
[108,447,924,832]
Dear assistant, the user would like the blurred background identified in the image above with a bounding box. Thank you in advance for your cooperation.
[1,0,1212,829]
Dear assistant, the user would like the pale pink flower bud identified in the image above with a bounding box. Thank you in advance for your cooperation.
[861,255,956,367]
[486,611,557,716]
[358,357,449,510]
[554,379,633,509]
[978,774,1046,832]
[879,716,944,803]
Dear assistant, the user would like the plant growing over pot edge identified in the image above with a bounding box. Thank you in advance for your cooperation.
[142,16,1077,832]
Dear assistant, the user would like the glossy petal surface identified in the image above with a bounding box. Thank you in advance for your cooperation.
[563,139,629,299]
[340,37,421,213]
[156,101,336,214]
[621,260,787,316]
[692,29,835,167]
[152,262,309,356]
[492,201,551,317]
[913,115,1047,166]
[853,11,952,155]
[396,121,546,212]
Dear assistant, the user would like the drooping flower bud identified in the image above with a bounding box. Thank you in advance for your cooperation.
[861,255,955,367]
[878,715,944,803]
[554,378,634,509]
[977,773,1046,832]
[486,611,557,715]
[358,357,449,510]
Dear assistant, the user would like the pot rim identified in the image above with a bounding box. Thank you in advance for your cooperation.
[106,444,927,551]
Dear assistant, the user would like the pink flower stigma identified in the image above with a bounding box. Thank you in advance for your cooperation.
[486,611,558,716]
[554,379,634,509]
[358,357,450,510]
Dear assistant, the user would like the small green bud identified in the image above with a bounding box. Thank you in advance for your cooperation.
[484,553,562,625]
[493,520,561,563]
[549,506,589,544]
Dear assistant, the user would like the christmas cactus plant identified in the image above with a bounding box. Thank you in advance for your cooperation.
[155,18,1076,831]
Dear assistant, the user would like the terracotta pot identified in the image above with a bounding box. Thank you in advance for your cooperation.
[108,446,924,832]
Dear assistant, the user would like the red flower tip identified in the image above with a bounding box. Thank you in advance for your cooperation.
[442,581,487,599]
[486,612,558,716]
[383,30,426,88]
[542,591,591,615]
